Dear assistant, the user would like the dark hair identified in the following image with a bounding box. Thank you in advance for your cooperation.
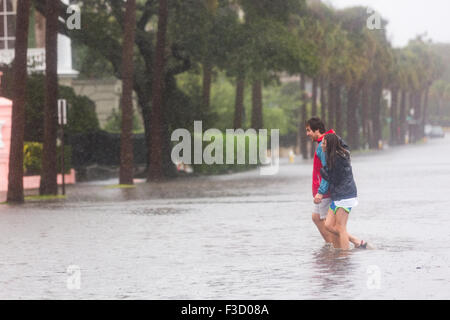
[324,133,350,169]
[306,117,326,134]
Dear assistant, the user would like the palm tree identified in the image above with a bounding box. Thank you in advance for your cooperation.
[120,0,137,185]
[251,80,263,130]
[7,0,32,203]
[148,0,169,181]
[233,76,245,129]
[201,0,219,111]
[40,0,59,196]
[299,74,308,159]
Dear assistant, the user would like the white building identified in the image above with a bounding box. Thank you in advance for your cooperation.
[0,0,140,128]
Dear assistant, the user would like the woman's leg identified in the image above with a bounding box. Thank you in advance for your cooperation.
[324,209,340,248]
[348,233,363,248]
[335,208,350,250]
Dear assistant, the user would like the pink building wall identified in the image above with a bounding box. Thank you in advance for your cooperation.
[0,97,13,192]
[0,96,76,193]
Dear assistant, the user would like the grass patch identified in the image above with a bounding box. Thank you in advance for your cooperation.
[25,195,67,201]
[104,184,136,189]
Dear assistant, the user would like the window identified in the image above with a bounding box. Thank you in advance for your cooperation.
[0,0,16,50]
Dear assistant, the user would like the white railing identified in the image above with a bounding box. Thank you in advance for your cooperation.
[0,48,46,72]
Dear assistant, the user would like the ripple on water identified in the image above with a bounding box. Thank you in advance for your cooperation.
[127,207,186,216]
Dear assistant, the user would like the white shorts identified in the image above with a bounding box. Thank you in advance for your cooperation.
[312,197,332,220]
[334,197,358,208]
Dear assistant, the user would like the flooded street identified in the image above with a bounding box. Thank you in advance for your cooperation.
[0,136,449,299]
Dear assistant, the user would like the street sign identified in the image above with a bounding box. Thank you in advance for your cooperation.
[58,99,67,195]
[58,99,67,125]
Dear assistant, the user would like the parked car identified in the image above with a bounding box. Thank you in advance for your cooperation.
[429,126,445,138]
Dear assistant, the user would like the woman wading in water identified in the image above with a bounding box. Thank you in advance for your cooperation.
[315,133,367,250]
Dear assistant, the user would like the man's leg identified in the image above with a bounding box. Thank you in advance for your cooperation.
[312,213,333,243]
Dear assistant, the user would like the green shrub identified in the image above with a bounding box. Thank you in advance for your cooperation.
[2,72,100,142]
[23,142,42,176]
[182,131,273,175]
[23,142,72,176]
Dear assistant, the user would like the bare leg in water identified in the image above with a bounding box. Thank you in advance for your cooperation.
[325,209,364,249]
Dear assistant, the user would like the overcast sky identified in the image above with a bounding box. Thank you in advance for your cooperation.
[326,0,450,47]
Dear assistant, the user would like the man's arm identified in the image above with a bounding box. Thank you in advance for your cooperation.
[317,146,329,195]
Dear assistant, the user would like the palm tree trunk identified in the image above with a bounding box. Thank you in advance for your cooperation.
[369,81,383,149]
[300,74,308,159]
[7,0,32,203]
[361,82,369,148]
[390,88,398,145]
[310,77,318,157]
[233,77,245,129]
[312,78,318,116]
[202,61,212,110]
[408,92,414,143]
[421,86,430,136]
[327,81,335,130]
[251,80,263,130]
[334,84,342,135]
[320,77,327,123]
[413,91,422,141]
[148,0,168,181]
[398,90,406,144]
[346,85,359,150]
[40,0,59,195]
[119,0,136,185]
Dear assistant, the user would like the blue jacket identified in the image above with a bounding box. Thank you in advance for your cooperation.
[320,153,357,201]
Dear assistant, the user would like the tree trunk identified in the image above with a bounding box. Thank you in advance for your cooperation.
[233,77,245,129]
[119,0,137,185]
[148,0,169,181]
[300,74,308,159]
[327,81,335,130]
[7,0,32,203]
[202,61,212,110]
[370,81,382,149]
[390,88,398,145]
[251,80,263,130]
[398,90,407,145]
[361,82,369,148]
[414,91,423,141]
[312,78,318,116]
[310,77,318,158]
[421,86,430,136]
[134,83,151,172]
[346,85,359,150]
[408,92,414,143]
[40,0,59,195]
[320,77,327,124]
[334,84,342,135]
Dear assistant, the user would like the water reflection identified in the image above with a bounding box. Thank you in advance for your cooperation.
[310,245,356,297]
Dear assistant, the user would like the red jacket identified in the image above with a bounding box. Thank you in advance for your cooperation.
[312,129,335,198]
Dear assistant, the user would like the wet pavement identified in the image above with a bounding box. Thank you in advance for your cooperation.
[0,135,449,299]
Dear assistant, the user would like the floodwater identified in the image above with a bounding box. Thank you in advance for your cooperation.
[0,135,449,299]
